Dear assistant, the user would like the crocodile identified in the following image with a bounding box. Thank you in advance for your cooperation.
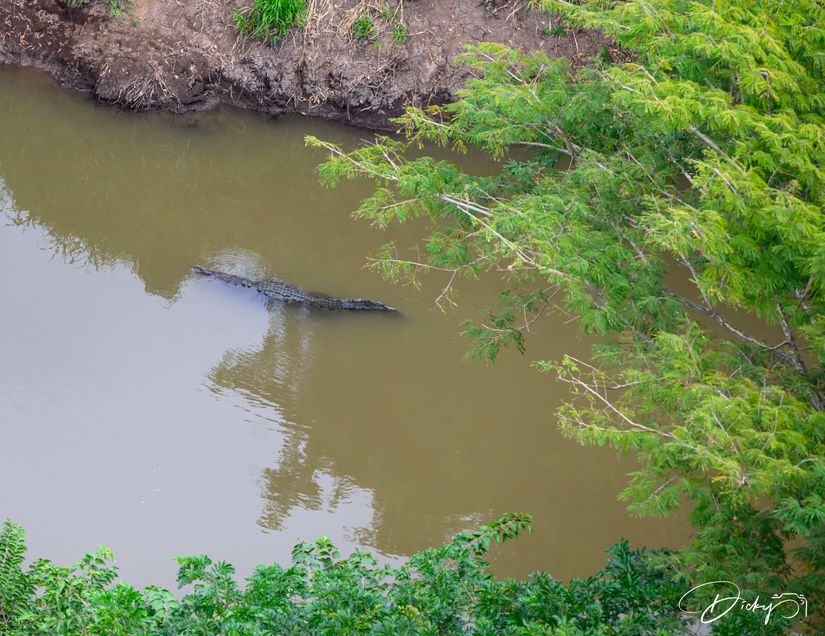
[192,266,397,312]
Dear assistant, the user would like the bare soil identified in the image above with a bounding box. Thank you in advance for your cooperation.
[0,0,607,129]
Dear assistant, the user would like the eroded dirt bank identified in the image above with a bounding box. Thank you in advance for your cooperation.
[0,0,605,129]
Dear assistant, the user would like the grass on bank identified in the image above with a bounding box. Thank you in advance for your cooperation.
[234,0,410,47]
[235,0,308,42]
[352,13,378,41]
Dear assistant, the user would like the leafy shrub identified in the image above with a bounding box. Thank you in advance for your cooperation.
[0,515,694,634]
[235,0,308,42]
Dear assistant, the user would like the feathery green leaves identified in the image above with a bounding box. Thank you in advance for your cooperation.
[307,1,824,628]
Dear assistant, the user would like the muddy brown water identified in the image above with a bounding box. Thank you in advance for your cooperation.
[0,66,688,588]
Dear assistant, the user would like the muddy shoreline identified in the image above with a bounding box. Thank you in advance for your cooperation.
[1,0,606,130]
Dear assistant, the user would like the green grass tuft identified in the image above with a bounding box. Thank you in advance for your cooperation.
[235,0,308,43]
[352,13,378,41]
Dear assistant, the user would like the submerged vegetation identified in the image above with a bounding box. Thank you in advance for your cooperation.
[307,0,824,631]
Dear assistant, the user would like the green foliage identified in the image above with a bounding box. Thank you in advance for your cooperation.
[235,0,308,43]
[0,521,31,630]
[0,516,692,634]
[352,13,378,42]
[307,0,825,629]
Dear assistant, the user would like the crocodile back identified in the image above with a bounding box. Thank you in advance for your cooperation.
[193,266,396,312]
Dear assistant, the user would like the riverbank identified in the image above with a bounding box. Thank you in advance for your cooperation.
[0,0,606,130]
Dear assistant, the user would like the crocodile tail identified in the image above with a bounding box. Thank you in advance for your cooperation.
[343,298,396,312]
